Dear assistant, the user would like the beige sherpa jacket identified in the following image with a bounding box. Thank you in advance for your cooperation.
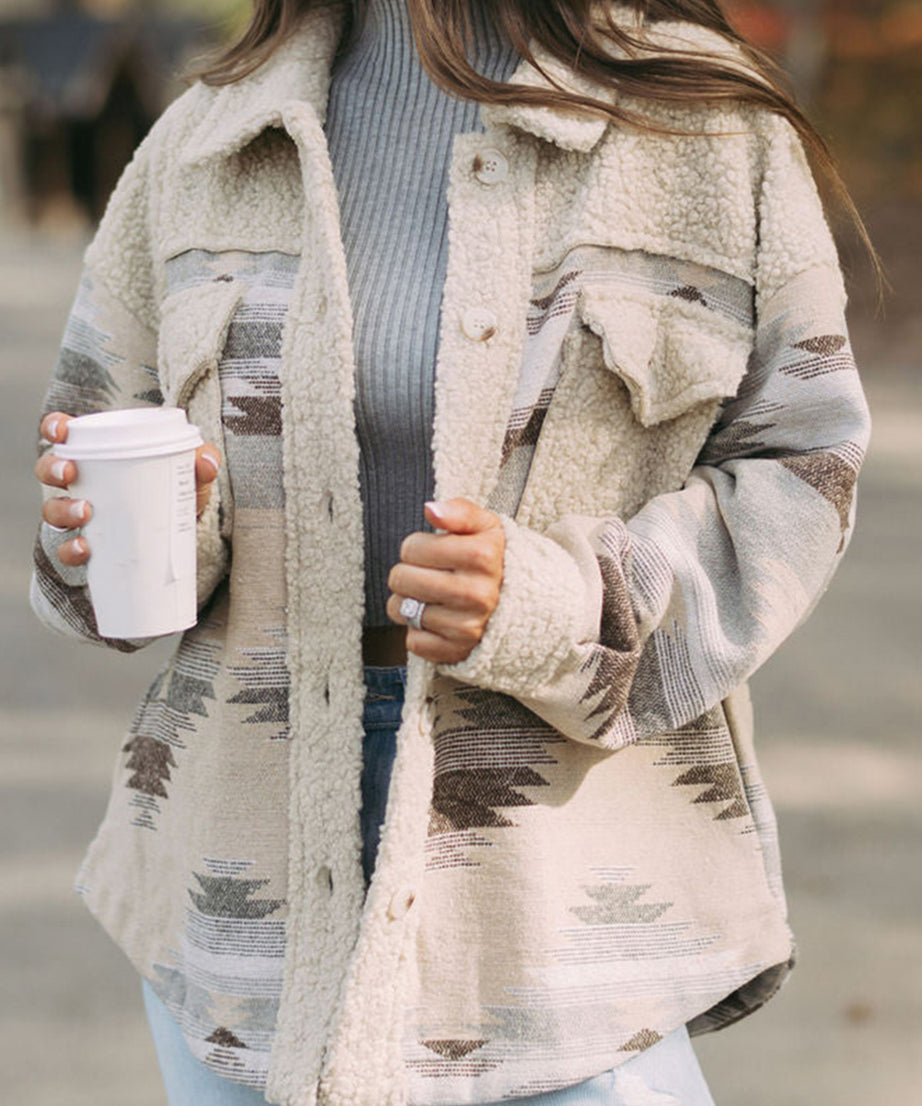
[32,4,871,1105]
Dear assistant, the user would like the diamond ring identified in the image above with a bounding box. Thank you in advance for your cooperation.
[399,596,427,631]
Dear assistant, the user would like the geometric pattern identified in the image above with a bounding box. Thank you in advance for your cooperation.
[39,163,868,1096]
[427,681,562,860]
[640,712,750,821]
[120,635,222,830]
[227,627,290,741]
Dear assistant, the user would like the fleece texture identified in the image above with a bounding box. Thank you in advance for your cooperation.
[30,4,870,1105]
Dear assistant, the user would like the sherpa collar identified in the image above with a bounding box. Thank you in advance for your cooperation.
[178,2,652,166]
[179,4,344,167]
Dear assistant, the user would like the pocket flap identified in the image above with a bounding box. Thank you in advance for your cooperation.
[578,281,753,426]
[158,279,244,406]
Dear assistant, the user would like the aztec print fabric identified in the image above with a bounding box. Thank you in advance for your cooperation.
[35,251,298,1087]
[33,243,864,1096]
[29,7,871,1104]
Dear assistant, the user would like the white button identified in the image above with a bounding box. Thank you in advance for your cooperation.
[474,148,509,185]
[461,307,499,343]
[387,884,417,921]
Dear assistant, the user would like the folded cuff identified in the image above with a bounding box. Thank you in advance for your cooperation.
[438,514,602,696]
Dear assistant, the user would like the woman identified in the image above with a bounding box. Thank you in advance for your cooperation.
[31,1,871,1104]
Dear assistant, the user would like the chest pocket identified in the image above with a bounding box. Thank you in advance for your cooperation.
[158,277,244,538]
[577,279,753,427]
[514,272,755,530]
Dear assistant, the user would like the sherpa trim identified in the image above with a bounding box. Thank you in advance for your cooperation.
[29,6,870,1106]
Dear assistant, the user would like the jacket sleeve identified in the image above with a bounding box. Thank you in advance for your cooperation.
[438,116,872,749]
[30,135,229,650]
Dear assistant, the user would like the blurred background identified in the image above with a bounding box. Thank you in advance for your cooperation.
[0,1,919,1104]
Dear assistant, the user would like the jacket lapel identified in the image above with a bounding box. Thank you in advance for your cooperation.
[177,5,344,169]
[481,47,616,153]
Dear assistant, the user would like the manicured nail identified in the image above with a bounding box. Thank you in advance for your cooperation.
[45,418,59,441]
[51,459,69,482]
[69,499,87,522]
[200,452,220,474]
[425,500,448,520]
[72,537,87,556]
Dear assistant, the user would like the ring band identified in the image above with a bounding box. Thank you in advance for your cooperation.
[399,596,427,631]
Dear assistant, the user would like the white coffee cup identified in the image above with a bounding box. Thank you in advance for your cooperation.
[54,407,204,638]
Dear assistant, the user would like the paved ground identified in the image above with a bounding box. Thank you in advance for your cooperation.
[1,229,920,1105]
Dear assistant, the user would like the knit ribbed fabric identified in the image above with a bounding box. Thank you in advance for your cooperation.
[324,0,520,626]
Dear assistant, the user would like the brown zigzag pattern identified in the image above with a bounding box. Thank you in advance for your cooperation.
[432,684,562,749]
[778,450,858,542]
[422,1039,488,1060]
[578,526,642,740]
[223,395,282,437]
[643,716,749,821]
[794,334,847,355]
[780,333,854,381]
[122,735,178,799]
[430,766,549,835]
[669,284,708,306]
[207,1026,248,1049]
[227,635,290,740]
[429,685,559,835]
[620,1029,662,1051]
[672,764,749,820]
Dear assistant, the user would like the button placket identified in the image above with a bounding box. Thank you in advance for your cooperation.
[434,127,536,513]
[473,147,509,185]
[461,306,499,343]
[462,142,510,347]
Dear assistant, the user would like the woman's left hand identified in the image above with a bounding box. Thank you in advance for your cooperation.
[387,498,505,665]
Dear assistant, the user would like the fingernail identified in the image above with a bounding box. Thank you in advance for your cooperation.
[69,499,87,522]
[45,418,59,441]
[51,459,69,482]
[200,452,220,474]
[72,537,87,556]
[425,500,448,519]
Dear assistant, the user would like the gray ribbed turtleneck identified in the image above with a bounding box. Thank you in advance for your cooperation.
[324,0,520,627]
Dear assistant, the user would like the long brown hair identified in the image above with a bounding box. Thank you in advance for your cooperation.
[194,0,880,290]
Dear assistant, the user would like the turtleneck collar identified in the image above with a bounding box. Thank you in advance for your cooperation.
[344,0,520,82]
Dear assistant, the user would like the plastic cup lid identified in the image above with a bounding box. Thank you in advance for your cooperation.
[54,408,204,461]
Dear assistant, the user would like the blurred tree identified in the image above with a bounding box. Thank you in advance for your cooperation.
[725,0,922,206]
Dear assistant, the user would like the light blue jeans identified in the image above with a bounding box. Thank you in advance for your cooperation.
[142,665,716,1106]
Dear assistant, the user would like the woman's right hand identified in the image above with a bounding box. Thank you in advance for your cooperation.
[34,411,223,566]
